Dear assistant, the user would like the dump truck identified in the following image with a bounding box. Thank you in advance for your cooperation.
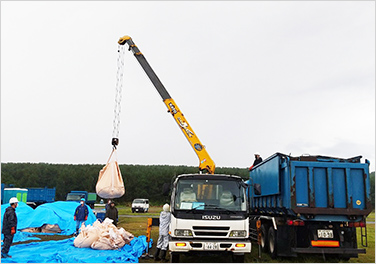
[248,152,372,260]
[66,191,97,209]
[26,187,56,208]
[1,185,55,207]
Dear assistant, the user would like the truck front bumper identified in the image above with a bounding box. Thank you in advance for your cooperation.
[169,239,251,253]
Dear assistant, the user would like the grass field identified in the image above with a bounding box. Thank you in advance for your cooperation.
[14,207,375,263]
[120,208,375,263]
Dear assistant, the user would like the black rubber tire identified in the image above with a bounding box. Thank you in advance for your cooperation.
[268,226,278,259]
[260,224,268,252]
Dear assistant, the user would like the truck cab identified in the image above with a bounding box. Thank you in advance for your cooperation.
[169,174,251,262]
[66,191,97,209]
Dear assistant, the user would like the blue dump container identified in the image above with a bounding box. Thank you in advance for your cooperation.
[249,152,372,221]
[27,187,56,203]
[3,188,28,204]
[248,152,372,259]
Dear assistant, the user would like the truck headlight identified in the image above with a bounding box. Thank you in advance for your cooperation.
[175,229,193,237]
[229,230,247,237]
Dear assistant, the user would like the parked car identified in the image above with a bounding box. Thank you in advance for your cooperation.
[131,198,149,213]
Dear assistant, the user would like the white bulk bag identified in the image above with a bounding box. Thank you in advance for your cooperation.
[96,149,125,199]
[73,223,101,248]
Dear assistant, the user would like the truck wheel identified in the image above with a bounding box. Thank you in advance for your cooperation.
[132,209,135,213]
[232,254,244,263]
[268,226,278,259]
[170,253,180,263]
[260,225,268,252]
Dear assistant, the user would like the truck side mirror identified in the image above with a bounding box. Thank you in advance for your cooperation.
[162,183,170,196]
[254,184,261,195]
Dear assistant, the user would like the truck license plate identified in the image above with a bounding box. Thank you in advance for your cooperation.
[204,242,218,250]
[318,229,333,238]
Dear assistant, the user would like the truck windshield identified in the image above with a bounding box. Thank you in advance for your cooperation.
[174,178,246,212]
[66,194,84,201]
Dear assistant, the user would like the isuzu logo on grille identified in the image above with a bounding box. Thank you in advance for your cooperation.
[202,215,221,220]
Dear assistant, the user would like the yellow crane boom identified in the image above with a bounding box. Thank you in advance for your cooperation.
[116,35,215,174]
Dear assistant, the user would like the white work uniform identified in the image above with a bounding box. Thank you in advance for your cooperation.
[156,211,171,250]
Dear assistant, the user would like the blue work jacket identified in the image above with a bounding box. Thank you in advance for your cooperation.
[74,204,88,221]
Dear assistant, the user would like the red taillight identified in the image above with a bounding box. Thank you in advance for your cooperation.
[286,220,305,226]
[348,221,366,227]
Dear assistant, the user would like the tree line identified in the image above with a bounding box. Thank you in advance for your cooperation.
[1,163,374,208]
[0,163,249,205]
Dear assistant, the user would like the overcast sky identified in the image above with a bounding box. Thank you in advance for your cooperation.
[1,1,375,172]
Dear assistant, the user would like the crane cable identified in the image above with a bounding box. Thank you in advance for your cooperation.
[112,44,126,149]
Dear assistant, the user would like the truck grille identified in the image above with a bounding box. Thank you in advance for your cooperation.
[192,226,230,237]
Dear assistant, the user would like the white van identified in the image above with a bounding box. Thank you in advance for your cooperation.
[131,198,149,213]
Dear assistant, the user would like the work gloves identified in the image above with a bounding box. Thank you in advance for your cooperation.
[73,216,87,221]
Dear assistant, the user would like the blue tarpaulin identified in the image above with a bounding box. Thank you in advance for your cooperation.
[1,202,151,262]
[1,201,97,236]
[1,236,150,263]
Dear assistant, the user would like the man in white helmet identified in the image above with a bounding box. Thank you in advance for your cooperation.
[1,197,18,258]
[248,152,263,171]
[154,203,171,261]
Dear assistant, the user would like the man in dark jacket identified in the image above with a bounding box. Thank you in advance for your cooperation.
[1,197,18,258]
[105,201,118,226]
[74,198,88,235]
[249,152,263,171]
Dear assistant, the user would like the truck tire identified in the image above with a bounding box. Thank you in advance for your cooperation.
[260,225,268,252]
[232,254,245,263]
[170,253,180,263]
[268,226,278,259]
[132,209,135,213]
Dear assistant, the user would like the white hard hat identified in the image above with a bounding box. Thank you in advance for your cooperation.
[163,203,170,212]
[254,152,261,156]
[9,197,19,204]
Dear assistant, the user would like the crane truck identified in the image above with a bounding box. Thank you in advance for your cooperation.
[117,36,251,262]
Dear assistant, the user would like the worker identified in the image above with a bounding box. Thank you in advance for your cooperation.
[105,200,118,226]
[74,198,89,235]
[249,152,263,171]
[1,197,18,258]
[154,203,171,261]
[105,199,112,211]
[104,199,111,211]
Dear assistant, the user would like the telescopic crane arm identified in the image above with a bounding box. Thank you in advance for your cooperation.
[117,35,215,174]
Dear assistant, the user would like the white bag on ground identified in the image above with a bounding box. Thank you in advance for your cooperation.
[74,218,134,250]
[74,225,101,248]
[118,228,134,244]
[96,149,125,199]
